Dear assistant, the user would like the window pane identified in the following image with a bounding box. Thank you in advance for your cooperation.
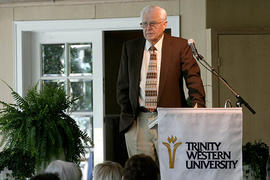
[41,80,65,91]
[72,116,93,180]
[41,44,65,75]
[69,43,92,75]
[69,80,93,111]
[72,115,93,140]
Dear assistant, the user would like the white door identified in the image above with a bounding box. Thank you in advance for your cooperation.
[30,30,104,178]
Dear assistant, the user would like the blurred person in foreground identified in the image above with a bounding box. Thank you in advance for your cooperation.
[45,160,82,180]
[93,161,123,180]
[122,154,159,180]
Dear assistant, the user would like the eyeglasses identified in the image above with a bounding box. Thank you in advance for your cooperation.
[140,21,165,28]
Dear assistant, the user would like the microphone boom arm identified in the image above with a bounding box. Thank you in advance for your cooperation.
[195,52,256,114]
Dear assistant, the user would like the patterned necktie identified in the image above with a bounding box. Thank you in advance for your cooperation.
[145,45,158,111]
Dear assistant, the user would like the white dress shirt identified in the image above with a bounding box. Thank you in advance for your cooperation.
[139,35,164,107]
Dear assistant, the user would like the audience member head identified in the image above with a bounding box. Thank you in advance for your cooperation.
[45,160,82,180]
[122,154,159,180]
[93,161,123,180]
[30,173,60,180]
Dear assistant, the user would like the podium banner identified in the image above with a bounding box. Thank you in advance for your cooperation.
[158,108,242,180]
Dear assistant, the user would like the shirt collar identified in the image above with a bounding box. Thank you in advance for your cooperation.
[145,34,164,52]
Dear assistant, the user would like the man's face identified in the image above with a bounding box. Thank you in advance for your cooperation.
[142,9,167,45]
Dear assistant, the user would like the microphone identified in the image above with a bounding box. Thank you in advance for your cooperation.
[188,39,204,60]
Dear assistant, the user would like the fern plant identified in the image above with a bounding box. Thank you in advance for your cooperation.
[0,148,35,179]
[0,83,92,172]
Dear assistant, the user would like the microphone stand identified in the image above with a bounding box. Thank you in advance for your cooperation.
[194,53,256,114]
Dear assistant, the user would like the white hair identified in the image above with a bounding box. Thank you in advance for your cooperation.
[140,5,167,21]
[45,160,82,180]
[93,161,123,180]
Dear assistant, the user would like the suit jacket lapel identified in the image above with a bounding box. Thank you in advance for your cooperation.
[158,34,172,103]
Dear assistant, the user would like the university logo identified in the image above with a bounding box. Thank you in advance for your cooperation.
[162,136,182,168]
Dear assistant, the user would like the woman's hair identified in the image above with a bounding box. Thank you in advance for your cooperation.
[93,161,123,180]
[123,154,160,180]
[45,160,82,180]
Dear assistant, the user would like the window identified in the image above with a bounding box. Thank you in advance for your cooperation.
[40,42,94,140]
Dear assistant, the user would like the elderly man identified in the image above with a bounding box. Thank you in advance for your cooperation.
[117,5,205,162]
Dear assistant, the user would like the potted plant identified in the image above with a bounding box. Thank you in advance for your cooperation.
[243,140,269,180]
[0,82,92,179]
[0,148,35,179]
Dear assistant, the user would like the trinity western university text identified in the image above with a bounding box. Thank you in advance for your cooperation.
[185,142,238,169]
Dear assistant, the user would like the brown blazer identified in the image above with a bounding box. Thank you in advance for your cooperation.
[116,34,205,133]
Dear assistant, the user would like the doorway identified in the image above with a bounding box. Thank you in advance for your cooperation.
[104,30,143,166]
[103,29,171,165]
